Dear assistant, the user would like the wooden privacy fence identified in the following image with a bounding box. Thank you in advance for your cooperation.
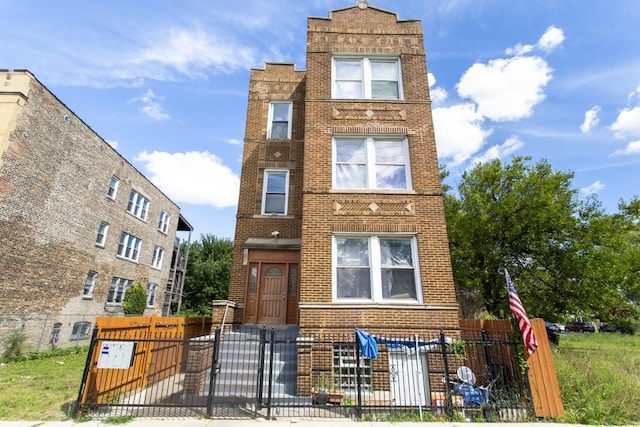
[75,315,212,416]
[460,318,564,418]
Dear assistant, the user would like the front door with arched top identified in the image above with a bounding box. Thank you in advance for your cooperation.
[257,264,287,324]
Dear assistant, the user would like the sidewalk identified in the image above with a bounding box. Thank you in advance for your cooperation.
[0,420,588,427]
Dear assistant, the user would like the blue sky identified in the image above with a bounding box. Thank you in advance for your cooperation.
[2,1,640,239]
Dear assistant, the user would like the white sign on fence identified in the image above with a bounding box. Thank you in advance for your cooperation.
[97,341,135,369]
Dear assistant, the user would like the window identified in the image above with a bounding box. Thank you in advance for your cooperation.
[267,102,292,139]
[261,170,289,215]
[70,321,91,340]
[83,271,97,298]
[158,210,170,234]
[333,57,402,99]
[151,246,165,269]
[96,222,109,247]
[333,344,373,392]
[334,235,420,302]
[147,283,158,308]
[127,190,149,220]
[117,232,141,262]
[107,176,119,199]
[334,137,411,190]
[107,276,133,304]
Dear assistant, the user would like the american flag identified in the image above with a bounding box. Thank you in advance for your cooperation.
[506,269,538,355]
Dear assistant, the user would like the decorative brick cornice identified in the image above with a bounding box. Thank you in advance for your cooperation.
[333,107,405,121]
[334,199,414,216]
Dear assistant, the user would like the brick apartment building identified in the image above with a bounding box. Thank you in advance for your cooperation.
[0,70,192,350]
[224,1,459,336]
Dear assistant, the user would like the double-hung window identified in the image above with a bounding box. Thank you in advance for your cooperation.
[261,169,289,215]
[83,271,97,298]
[267,102,292,139]
[334,235,420,302]
[107,276,133,304]
[107,176,119,199]
[71,321,91,340]
[117,232,141,262]
[333,57,402,99]
[127,190,149,220]
[334,137,411,190]
[151,246,164,270]
[158,210,170,234]
[96,222,109,247]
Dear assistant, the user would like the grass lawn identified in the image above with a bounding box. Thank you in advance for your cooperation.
[0,350,87,420]
[553,332,640,425]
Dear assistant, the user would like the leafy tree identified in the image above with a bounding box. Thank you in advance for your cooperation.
[180,234,233,316]
[122,282,147,315]
[443,156,623,320]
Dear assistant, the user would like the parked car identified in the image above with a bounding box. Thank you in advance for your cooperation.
[565,321,596,333]
[545,322,562,334]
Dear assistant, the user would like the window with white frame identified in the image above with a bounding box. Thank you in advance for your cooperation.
[107,175,119,199]
[107,276,133,304]
[127,190,149,220]
[158,210,170,234]
[333,57,402,100]
[151,246,165,269]
[334,235,420,302]
[83,271,97,298]
[267,102,293,139]
[117,232,141,262]
[147,283,158,308]
[261,169,289,215]
[96,222,109,247]
[334,137,411,190]
[70,321,92,340]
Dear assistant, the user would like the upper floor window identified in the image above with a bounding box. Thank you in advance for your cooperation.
[261,169,289,215]
[107,176,119,199]
[107,276,133,304]
[117,232,141,262]
[151,246,165,270]
[267,102,293,139]
[333,235,420,303]
[127,190,149,221]
[334,137,411,190]
[333,57,402,100]
[147,283,158,308]
[158,210,170,234]
[83,271,97,298]
[96,222,109,247]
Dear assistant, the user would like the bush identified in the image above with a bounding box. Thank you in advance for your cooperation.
[2,328,29,361]
[122,283,147,315]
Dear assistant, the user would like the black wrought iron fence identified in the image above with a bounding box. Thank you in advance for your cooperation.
[76,325,533,421]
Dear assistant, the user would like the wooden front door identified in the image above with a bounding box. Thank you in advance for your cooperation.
[257,264,287,324]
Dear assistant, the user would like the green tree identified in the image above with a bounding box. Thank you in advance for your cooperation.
[180,234,233,316]
[122,282,147,315]
[443,156,613,320]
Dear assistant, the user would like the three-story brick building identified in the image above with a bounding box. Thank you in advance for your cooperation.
[226,1,459,336]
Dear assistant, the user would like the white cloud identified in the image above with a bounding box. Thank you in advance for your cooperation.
[580,106,601,133]
[428,73,436,87]
[427,72,448,105]
[134,150,240,208]
[468,136,524,166]
[106,139,119,149]
[628,84,640,101]
[610,106,640,139]
[505,25,565,56]
[433,103,491,166]
[580,180,605,196]
[457,56,552,121]
[613,140,640,156]
[129,89,169,120]
[131,27,257,78]
[226,138,242,145]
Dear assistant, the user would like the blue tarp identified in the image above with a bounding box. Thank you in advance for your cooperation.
[354,328,454,358]
[355,328,379,359]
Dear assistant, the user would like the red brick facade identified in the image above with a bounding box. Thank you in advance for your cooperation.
[229,3,459,336]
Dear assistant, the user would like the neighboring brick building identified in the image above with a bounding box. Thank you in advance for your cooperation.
[0,70,192,350]
[226,1,459,336]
